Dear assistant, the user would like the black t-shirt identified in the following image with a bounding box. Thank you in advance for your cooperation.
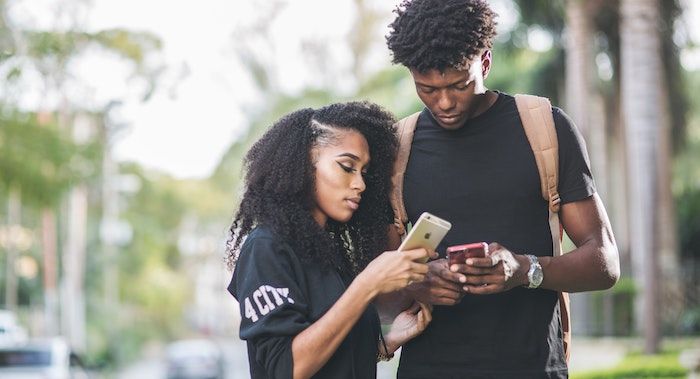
[228,226,379,379]
[397,92,595,378]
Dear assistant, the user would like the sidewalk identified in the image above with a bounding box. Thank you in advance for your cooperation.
[569,337,627,373]
[377,338,629,378]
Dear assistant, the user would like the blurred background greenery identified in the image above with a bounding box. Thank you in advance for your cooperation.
[0,0,699,377]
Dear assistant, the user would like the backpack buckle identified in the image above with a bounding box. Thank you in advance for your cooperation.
[393,218,406,236]
[549,192,561,213]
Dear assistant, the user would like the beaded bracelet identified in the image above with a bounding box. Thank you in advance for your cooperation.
[376,330,394,362]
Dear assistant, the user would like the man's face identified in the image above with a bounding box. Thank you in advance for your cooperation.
[410,52,491,130]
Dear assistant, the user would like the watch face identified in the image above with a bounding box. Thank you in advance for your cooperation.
[532,268,543,286]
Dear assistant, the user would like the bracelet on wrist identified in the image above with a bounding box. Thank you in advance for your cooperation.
[376,330,394,362]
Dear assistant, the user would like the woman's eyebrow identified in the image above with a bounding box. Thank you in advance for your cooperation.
[335,152,360,160]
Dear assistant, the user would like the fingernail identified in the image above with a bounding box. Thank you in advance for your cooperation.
[459,276,466,283]
[466,259,473,265]
[463,286,469,292]
[450,265,458,272]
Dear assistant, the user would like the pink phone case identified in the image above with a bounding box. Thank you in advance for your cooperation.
[446,242,488,265]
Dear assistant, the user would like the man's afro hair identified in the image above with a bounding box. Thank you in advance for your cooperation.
[386,0,498,72]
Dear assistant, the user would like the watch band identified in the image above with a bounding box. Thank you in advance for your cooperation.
[525,254,543,289]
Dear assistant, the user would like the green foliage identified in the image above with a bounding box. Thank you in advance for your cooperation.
[92,29,162,64]
[572,350,687,379]
[0,109,101,207]
[675,70,700,260]
[24,29,161,68]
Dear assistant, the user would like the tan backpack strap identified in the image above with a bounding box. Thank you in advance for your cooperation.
[515,94,571,362]
[390,111,421,236]
[514,95,560,215]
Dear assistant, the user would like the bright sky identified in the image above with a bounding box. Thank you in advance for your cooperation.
[88,0,362,179]
[7,0,700,179]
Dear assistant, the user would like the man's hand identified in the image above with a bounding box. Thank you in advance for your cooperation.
[406,258,466,305]
[449,242,529,295]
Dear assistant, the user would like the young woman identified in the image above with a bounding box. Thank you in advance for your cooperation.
[226,102,433,379]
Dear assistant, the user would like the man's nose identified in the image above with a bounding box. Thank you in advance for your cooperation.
[437,91,455,111]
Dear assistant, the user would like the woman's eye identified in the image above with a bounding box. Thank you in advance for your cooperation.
[338,163,355,173]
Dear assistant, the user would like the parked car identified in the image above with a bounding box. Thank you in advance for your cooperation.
[0,310,28,347]
[165,339,224,379]
[0,338,88,379]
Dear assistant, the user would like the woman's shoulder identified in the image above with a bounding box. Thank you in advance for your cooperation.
[238,225,297,264]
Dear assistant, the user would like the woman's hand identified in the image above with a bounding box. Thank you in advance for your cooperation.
[383,302,432,353]
[356,248,433,296]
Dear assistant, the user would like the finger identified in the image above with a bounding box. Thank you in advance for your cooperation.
[465,256,499,268]
[438,266,467,283]
[407,301,421,313]
[428,249,439,259]
[462,274,503,286]
[463,283,501,295]
[419,302,432,320]
[410,272,427,283]
[410,262,429,274]
[419,308,431,328]
[433,297,460,306]
[450,264,493,275]
[403,248,431,261]
[431,276,465,292]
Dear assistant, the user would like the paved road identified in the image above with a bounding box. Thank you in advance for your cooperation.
[116,337,627,378]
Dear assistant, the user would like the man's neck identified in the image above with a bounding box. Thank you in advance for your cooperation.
[466,90,498,120]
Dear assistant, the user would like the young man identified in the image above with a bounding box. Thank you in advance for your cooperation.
[384,0,620,377]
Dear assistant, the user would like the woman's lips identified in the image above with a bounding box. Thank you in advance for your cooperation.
[346,198,361,210]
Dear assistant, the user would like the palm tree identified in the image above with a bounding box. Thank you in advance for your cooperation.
[619,0,667,354]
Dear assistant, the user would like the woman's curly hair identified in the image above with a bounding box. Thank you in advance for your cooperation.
[386,0,498,73]
[226,101,398,277]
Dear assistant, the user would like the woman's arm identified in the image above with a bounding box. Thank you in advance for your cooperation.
[291,275,376,378]
[291,248,430,379]
[381,302,432,355]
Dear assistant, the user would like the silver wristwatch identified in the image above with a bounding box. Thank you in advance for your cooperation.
[525,254,543,289]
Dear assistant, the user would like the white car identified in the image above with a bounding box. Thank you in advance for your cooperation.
[165,339,224,379]
[0,310,28,347]
[0,338,88,379]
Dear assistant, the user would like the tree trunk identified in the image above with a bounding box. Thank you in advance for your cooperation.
[61,186,88,353]
[4,186,21,312]
[565,0,596,335]
[41,208,59,336]
[620,0,664,354]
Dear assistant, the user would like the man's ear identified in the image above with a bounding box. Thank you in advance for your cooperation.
[481,50,492,79]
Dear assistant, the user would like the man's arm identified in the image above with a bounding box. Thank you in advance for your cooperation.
[458,193,620,294]
[537,193,620,291]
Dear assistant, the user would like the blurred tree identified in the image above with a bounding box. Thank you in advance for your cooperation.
[620,0,668,354]
[0,0,163,359]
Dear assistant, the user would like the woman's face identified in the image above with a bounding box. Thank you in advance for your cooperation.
[311,129,370,226]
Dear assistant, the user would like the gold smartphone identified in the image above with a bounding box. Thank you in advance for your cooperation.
[398,212,452,263]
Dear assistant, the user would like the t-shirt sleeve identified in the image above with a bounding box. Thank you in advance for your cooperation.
[228,235,311,379]
[553,107,597,204]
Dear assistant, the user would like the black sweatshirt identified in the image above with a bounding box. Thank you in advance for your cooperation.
[228,226,380,379]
